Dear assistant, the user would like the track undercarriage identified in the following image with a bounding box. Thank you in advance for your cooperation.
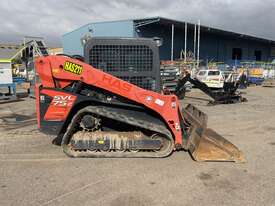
[62,106,174,158]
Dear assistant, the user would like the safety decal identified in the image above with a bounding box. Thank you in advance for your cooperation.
[155,98,165,106]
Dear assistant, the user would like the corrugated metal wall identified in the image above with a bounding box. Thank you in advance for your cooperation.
[62,19,274,63]
[62,20,134,55]
[136,23,273,63]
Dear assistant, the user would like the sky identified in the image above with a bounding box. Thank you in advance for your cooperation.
[0,0,274,47]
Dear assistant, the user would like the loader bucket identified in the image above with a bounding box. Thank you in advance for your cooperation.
[182,104,245,163]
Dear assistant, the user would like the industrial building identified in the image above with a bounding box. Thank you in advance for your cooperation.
[62,17,275,64]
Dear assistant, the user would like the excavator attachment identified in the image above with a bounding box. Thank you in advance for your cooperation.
[182,104,245,163]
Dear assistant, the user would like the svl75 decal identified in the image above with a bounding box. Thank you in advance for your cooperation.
[52,95,74,107]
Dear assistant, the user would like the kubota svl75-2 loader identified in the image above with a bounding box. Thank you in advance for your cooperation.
[35,55,245,162]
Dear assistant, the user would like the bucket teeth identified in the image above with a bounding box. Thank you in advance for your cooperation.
[183,104,245,163]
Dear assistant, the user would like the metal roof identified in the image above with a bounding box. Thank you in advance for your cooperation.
[133,17,275,44]
[64,16,275,45]
[0,44,23,60]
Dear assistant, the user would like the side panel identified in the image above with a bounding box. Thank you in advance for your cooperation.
[41,89,77,121]
[39,88,77,135]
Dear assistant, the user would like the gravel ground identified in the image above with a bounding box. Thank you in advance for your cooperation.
[0,86,274,206]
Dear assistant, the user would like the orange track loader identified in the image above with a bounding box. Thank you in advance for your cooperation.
[35,55,245,162]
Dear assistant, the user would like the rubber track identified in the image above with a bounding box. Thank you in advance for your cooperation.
[61,106,174,158]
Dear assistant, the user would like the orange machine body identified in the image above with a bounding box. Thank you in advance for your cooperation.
[35,55,185,147]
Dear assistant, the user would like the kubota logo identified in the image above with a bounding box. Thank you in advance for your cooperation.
[102,74,132,92]
[52,95,74,107]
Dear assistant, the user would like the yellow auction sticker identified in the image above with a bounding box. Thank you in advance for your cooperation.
[64,61,83,75]
[98,140,105,144]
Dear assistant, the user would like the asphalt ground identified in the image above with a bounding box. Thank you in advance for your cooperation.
[0,86,274,206]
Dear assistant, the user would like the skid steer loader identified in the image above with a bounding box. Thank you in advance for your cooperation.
[35,54,245,162]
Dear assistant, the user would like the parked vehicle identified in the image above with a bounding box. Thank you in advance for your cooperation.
[196,69,237,89]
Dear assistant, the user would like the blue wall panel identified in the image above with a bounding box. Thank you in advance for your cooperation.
[136,23,273,63]
[63,19,274,63]
[62,20,134,55]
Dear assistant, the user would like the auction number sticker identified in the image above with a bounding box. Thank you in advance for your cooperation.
[64,61,83,75]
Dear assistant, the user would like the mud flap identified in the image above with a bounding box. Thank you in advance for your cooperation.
[182,104,245,163]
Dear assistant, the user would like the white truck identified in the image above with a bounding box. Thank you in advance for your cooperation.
[196,69,236,89]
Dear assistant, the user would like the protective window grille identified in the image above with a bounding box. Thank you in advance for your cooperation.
[89,45,153,72]
[88,44,155,90]
[118,76,156,91]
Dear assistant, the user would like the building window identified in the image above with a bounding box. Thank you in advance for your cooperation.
[232,48,242,60]
[254,50,262,61]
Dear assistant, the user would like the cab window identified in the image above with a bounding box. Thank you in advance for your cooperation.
[208,71,220,76]
[198,71,207,76]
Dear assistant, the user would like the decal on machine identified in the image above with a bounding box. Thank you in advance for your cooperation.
[64,61,83,75]
[155,98,165,106]
[102,74,132,92]
[52,95,74,107]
